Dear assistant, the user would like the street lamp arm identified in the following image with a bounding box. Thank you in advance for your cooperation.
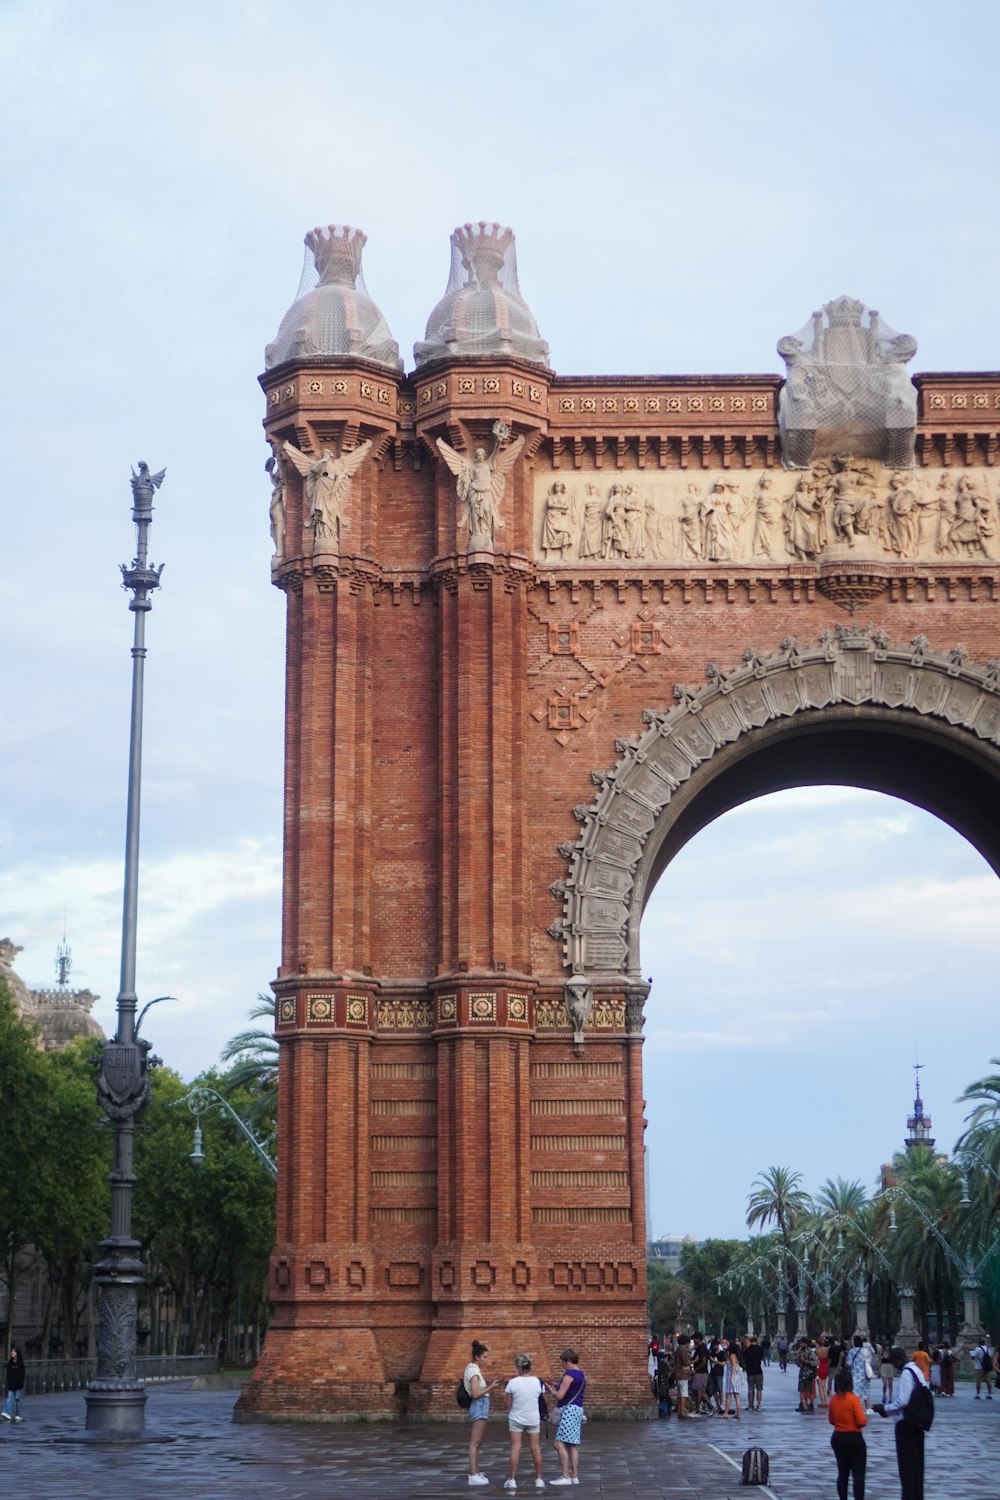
[175,1086,277,1179]
[826,1213,894,1274]
[957,1147,1000,1187]
[884,1185,966,1275]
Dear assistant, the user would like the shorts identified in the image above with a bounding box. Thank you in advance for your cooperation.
[675,1380,689,1398]
[509,1418,540,1434]
[555,1405,584,1444]
[748,1373,763,1393]
[469,1396,489,1421]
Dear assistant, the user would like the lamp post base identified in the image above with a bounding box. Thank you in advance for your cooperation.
[84,1382,148,1438]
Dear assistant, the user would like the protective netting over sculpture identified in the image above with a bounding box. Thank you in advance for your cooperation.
[265,225,403,372]
[776,296,917,470]
[414,222,550,369]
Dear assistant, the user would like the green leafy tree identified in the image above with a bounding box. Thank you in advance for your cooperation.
[0,978,49,1346]
[679,1239,747,1337]
[134,1066,274,1358]
[29,1038,106,1353]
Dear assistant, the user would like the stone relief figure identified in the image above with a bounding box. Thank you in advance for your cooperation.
[266,440,285,566]
[783,475,825,559]
[437,420,525,551]
[623,485,646,558]
[678,485,704,560]
[751,475,782,558]
[934,474,956,553]
[283,439,373,556]
[947,474,994,557]
[703,481,742,561]
[884,471,919,557]
[579,484,605,559]
[601,484,630,560]
[541,481,576,559]
[830,485,858,547]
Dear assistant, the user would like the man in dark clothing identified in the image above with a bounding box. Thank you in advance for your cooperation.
[873,1352,930,1500]
[743,1333,765,1411]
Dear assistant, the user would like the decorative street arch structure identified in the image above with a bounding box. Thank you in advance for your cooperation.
[237,223,1000,1421]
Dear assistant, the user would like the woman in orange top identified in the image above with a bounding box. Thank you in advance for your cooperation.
[828,1366,867,1500]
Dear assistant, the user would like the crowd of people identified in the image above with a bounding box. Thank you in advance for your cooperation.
[649,1330,769,1419]
[648,1328,996,1500]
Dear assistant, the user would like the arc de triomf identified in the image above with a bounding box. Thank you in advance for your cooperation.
[236,222,1000,1421]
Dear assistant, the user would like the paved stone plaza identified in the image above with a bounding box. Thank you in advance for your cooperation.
[0,1368,996,1498]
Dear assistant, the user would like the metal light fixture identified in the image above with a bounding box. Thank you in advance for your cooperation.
[889,1207,897,1233]
[190,1124,205,1167]
[960,1173,972,1209]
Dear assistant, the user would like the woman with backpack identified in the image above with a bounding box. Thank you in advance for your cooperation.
[463,1340,500,1487]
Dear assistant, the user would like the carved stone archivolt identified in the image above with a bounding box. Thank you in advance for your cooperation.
[550,630,1000,975]
[533,463,998,568]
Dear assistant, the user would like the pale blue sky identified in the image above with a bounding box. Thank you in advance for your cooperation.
[3,1,999,1238]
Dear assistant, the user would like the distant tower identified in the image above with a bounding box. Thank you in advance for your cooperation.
[55,916,72,988]
[905,1063,935,1152]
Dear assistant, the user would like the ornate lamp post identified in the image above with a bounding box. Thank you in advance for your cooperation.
[84,463,169,1438]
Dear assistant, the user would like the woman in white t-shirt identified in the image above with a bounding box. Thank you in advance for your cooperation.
[503,1352,548,1491]
[464,1340,501,1487]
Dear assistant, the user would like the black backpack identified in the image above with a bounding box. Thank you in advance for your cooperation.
[902,1372,934,1432]
[741,1448,770,1486]
[456,1378,472,1409]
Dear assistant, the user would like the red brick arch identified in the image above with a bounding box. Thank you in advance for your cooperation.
[239,336,1000,1425]
[554,631,1000,976]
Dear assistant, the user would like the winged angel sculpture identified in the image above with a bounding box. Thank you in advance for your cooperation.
[282,439,372,554]
[436,421,525,550]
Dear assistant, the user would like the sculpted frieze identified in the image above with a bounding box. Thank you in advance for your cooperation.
[533,463,999,568]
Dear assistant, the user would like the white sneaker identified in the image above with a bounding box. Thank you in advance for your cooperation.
[550,1481,573,1488]
[534,1482,546,1491]
[12,1416,22,1424]
[503,1483,517,1493]
[469,1476,489,1487]
[0,1414,9,1421]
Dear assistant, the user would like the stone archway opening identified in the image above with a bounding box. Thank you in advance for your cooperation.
[554,631,1000,979]
[638,777,1000,1249]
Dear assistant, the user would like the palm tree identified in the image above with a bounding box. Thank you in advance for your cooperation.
[746,1166,810,1245]
[956,1059,1000,1141]
[809,1177,871,1334]
[747,1167,811,1334]
[220,993,277,1130]
[814,1177,868,1221]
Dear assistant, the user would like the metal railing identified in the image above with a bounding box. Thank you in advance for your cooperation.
[26,1353,218,1395]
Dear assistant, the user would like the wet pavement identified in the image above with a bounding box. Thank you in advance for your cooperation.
[0,1365,996,1498]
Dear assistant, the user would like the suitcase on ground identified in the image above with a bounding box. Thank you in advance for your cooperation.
[741,1447,769,1486]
